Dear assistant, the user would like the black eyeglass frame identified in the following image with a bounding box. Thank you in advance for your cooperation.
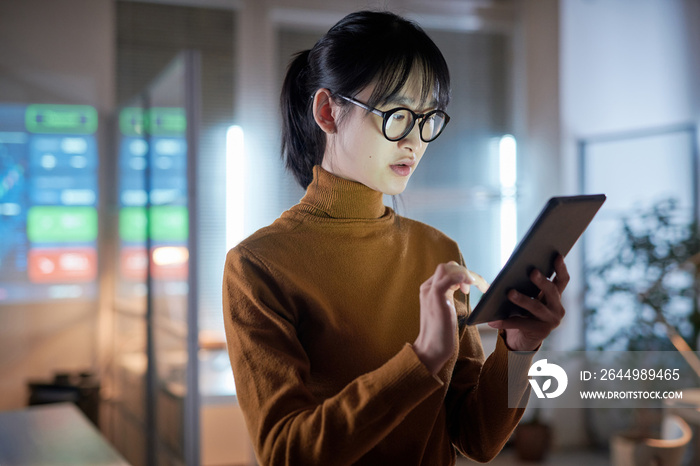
[337,94,450,143]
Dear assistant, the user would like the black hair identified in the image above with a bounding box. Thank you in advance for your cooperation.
[280,10,451,188]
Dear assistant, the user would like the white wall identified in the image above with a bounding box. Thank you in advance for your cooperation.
[561,0,698,138]
[512,0,562,278]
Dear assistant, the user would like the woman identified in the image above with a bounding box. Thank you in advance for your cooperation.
[223,10,568,465]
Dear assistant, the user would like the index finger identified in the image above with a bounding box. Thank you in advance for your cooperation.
[466,270,490,294]
[434,262,473,295]
[444,261,491,295]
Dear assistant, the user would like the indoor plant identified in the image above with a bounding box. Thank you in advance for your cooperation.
[583,198,700,462]
[585,198,700,352]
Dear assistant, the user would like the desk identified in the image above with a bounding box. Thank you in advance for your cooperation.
[0,403,130,466]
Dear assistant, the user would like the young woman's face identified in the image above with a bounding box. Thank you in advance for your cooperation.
[321,79,435,195]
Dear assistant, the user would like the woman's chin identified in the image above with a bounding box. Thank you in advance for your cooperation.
[381,181,409,196]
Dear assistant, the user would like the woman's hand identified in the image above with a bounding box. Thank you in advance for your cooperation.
[488,255,570,351]
[413,261,489,375]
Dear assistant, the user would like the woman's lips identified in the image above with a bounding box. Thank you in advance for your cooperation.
[390,164,411,176]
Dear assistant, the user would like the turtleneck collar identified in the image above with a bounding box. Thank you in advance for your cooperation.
[294,165,388,219]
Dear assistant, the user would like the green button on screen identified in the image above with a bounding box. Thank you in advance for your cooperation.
[27,206,98,243]
[119,206,188,242]
[26,104,98,134]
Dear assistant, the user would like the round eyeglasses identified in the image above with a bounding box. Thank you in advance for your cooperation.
[338,95,450,143]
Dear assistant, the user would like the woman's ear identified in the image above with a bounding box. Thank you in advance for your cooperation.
[312,88,337,134]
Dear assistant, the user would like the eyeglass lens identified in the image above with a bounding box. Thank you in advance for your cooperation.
[384,109,447,142]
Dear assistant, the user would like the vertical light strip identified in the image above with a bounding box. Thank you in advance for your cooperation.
[226,125,245,251]
[499,134,517,266]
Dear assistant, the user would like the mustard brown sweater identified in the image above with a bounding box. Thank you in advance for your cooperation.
[223,165,535,465]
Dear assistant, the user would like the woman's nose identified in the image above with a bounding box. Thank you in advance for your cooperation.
[398,123,423,152]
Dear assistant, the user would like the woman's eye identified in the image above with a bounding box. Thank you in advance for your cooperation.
[391,113,405,121]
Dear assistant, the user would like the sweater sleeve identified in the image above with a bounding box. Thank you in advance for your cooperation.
[443,323,535,462]
[222,246,443,466]
[442,250,536,463]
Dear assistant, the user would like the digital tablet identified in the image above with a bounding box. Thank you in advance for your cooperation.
[466,194,606,325]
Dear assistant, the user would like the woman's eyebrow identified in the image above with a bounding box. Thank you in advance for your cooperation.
[388,95,438,109]
[389,96,414,106]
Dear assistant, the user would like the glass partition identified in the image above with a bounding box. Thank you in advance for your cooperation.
[112,51,200,466]
[113,92,149,466]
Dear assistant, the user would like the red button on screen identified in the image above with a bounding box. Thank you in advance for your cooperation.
[28,248,97,283]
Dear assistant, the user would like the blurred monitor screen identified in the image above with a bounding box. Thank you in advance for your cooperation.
[0,103,98,303]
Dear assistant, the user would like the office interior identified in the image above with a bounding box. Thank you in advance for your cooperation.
[1,0,700,465]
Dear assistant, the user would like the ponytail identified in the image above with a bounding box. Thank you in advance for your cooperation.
[280,50,325,189]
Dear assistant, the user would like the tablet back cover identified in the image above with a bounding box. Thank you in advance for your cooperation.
[466,194,606,325]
